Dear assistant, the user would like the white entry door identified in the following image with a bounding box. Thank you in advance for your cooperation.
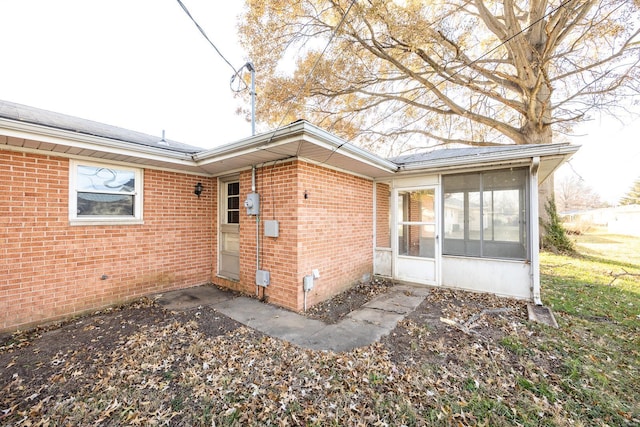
[219,179,240,280]
[394,186,439,285]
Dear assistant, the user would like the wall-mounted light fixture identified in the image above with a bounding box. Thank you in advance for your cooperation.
[194,182,203,197]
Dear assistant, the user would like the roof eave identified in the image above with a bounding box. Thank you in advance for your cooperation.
[396,143,580,173]
[0,117,197,165]
[194,120,398,174]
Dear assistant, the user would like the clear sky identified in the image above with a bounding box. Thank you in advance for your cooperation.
[0,0,252,147]
[0,0,637,204]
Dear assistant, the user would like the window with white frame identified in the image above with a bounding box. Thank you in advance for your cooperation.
[442,168,528,260]
[69,160,143,223]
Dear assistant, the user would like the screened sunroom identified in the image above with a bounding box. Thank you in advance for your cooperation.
[373,144,579,303]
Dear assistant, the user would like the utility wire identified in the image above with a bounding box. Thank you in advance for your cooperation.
[176,0,239,76]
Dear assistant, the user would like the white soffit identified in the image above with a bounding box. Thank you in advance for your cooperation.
[0,119,204,174]
[194,121,398,178]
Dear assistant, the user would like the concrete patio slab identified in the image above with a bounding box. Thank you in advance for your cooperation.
[155,283,430,352]
[155,285,235,311]
[213,297,327,342]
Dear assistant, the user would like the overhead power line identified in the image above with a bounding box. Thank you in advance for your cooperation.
[175,0,239,76]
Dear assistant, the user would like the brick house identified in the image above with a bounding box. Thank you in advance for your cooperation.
[0,100,578,332]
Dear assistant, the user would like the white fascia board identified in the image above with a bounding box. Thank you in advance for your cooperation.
[0,118,197,166]
[397,143,580,173]
[192,121,307,162]
[192,134,300,165]
[301,132,398,174]
[194,120,398,174]
[396,158,533,177]
[297,121,398,172]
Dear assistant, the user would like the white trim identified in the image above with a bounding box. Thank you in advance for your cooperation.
[69,219,145,226]
[193,120,398,174]
[0,119,195,163]
[0,143,210,177]
[397,143,579,172]
[69,159,144,224]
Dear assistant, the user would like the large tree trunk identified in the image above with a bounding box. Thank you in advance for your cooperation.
[538,175,554,246]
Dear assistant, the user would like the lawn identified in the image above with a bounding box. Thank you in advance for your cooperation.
[1,231,638,426]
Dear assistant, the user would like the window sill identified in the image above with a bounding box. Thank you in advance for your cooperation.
[69,219,145,226]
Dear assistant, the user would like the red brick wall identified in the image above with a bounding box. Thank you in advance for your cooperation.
[375,183,391,248]
[296,162,374,309]
[211,160,374,312]
[0,149,214,332]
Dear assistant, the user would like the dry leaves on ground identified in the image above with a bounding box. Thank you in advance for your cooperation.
[1,285,636,426]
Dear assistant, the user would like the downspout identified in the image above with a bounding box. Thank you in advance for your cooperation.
[530,157,542,305]
[372,180,377,275]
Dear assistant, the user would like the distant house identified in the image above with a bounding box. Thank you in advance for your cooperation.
[562,205,640,237]
[0,100,578,332]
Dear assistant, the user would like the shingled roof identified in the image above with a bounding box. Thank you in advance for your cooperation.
[0,100,202,154]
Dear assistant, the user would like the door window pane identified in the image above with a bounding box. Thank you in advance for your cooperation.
[226,182,240,224]
[398,189,436,259]
[399,224,436,258]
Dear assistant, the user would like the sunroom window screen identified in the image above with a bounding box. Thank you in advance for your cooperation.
[443,169,527,260]
[76,165,135,216]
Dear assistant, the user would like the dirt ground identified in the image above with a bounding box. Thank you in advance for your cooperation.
[0,280,530,425]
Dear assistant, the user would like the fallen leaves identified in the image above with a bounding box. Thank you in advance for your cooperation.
[0,285,638,426]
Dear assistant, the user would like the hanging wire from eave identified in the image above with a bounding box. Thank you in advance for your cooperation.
[356,0,581,149]
[176,0,240,77]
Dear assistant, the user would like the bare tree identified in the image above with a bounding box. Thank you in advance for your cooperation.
[240,0,639,150]
[555,175,607,212]
[239,0,639,222]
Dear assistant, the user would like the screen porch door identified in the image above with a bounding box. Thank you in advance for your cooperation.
[393,186,439,285]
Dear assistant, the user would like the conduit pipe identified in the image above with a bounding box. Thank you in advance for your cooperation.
[252,165,260,297]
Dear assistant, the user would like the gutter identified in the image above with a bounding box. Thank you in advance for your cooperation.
[396,143,579,173]
[0,117,197,165]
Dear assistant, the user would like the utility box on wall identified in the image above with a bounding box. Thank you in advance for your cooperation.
[244,192,260,215]
[264,220,279,237]
[256,269,270,287]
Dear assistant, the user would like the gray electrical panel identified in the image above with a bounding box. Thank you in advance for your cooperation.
[256,269,270,287]
[244,192,260,215]
[264,220,279,237]
[303,275,314,291]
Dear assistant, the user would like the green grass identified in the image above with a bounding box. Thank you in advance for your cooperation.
[539,230,640,426]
